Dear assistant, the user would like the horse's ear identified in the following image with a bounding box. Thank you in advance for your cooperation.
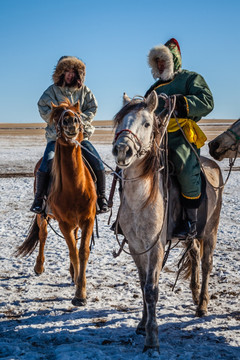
[146,91,158,113]
[73,101,80,113]
[51,102,57,109]
[123,92,131,106]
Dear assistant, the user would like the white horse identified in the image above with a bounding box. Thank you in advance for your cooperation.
[112,91,223,353]
[209,118,240,160]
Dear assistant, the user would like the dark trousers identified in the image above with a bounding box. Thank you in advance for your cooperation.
[39,139,104,173]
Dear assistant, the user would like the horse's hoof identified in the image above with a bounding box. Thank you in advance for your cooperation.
[143,345,160,354]
[136,327,146,336]
[34,267,44,276]
[196,308,207,317]
[72,297,87,306]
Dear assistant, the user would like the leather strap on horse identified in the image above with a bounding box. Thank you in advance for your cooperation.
[107,167,121,225]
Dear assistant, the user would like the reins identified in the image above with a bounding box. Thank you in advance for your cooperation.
[44,213,96,250]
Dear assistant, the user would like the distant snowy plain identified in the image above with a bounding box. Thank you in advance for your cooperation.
[0,136,239,359]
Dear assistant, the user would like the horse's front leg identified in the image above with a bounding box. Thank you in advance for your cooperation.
[59,222,79,285]
[34,215,48,275]
[69,227,79,282]
[72,218,94,306]
[143,245,164,353]
[133,257,147,335]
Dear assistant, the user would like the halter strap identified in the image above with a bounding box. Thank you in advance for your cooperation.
[56,109,83,140]
[227,128,240,142]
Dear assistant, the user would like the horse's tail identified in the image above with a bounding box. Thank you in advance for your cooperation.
[181,239,203,280]
[15,216,39,257]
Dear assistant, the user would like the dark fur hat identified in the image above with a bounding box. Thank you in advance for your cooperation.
[52,56,86,85]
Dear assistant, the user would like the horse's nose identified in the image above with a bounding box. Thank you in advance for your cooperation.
[112,142,133,163]
[208,140,219,154]
[208,140,221,160]
[68,124,77,134]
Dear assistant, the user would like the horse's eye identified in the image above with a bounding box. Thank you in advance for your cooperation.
[144,122,150,128]
[63,119,68,126]
[74,118,78,123]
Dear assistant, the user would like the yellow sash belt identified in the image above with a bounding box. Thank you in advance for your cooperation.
[167,118,207,149]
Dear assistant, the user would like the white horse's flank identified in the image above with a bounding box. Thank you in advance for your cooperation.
[112,91,223,353]
[209,118,240,160]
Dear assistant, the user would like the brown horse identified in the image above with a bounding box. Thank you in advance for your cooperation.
[16,100,97,306]
[208,118,240,160]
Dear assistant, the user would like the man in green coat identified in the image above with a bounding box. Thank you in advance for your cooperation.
[145,38,214,238]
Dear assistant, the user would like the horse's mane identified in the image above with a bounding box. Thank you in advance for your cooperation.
[50,141,62,198]
[114,99,163,207]
[231,118,240,127]
[139,115,162,207]
[113,99,147,127]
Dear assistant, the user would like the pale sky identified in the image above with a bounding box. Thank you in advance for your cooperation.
[1,0,239,123]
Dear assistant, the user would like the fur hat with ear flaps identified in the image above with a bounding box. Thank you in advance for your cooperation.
[148,38,182,81]
[52,56,86,86]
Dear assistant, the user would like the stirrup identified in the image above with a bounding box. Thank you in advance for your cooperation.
[173,222,197,240]
[110,220,124,235]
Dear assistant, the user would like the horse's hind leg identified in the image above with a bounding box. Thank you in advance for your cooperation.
[72,219,94,306]
[34,215,48,275]
[189,239,201,305]
[196,233,216,317]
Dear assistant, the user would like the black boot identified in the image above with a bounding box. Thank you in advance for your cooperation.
[95,169,109,214]
[110,220,124,235]
[30,170,49,214]
[173,208,198,239]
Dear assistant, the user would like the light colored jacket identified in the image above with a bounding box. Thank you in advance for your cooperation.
[38,84,98,142]
[38,56,97,142]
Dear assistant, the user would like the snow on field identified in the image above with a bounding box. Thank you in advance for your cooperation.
[0,137,239,359]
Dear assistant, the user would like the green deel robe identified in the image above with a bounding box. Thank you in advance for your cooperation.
[145,69,214,204]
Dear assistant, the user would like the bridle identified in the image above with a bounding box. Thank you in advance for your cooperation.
[225,127,240,152]
[56,109,83,140]
[114,128,154,158]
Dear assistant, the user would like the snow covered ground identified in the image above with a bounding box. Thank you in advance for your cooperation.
[0,137,239,359]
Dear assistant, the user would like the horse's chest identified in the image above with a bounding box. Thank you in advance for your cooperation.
[119,197,164,244]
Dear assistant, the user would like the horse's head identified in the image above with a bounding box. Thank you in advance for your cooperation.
[208,119,240,160]
[112,91,159,168]
[50,99,83,143]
